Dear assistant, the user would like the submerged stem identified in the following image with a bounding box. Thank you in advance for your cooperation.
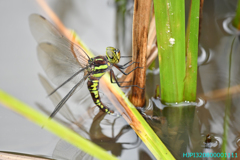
[129,0,151,107]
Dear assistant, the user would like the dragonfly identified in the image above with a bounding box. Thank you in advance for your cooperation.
[29,14,142,118]
[38,75,141,159]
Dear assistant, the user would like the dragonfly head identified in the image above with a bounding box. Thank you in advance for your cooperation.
[106,47,120,64]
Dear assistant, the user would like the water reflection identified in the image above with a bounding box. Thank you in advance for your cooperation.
[38,75,150,159]
[198,45,210,66]
[222,16,240,35]
[34,0,240,159]
[129,1,240,159]
[52,112,141,160]
[88,112,141,157]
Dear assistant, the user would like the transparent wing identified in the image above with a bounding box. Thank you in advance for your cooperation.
[49,74,88,119]
[37,42,86,87]
[38,74,77,123]
[29,14,90,82]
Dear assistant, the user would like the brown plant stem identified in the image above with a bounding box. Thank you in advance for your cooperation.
[129,0,152,107]
[119,12,157,83]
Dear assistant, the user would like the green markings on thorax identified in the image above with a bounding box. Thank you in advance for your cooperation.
[93,72,105,78]
[94,58,104,61]
[94,64,109,70]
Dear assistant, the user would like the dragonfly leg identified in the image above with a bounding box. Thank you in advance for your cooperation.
[110,70,131,84]
[110,69,144,89]
[114,64,143,76]
[120,60,132,67]
[117,61,140,69]
[136,107,161,121]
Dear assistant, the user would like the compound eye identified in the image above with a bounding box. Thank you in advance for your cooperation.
[114,49,118,55]
[115,48,120,54]
[107,50,113,58]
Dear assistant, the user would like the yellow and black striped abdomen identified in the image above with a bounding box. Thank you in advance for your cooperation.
[87,77,114,114]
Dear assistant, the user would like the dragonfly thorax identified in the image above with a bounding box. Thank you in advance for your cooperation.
[86,56,112,79]
[106,47,120,64]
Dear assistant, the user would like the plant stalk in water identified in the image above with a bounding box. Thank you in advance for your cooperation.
[184,0,200,101]
[154,0,200,103]
[129,0,151,107]
[154,0,185,103]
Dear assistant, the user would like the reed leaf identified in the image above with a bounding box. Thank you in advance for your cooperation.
[0,89,118,160]
[154,0,185,103]
[184,0,200,101]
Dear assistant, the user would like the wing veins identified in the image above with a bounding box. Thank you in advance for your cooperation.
[49,74,89,119]
[48,66,88,96]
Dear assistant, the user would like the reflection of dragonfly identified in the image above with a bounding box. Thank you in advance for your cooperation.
[29,14,141,118]
[52,112,141,159]
[38,76,141,159]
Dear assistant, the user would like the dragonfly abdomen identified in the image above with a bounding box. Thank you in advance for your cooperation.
[87,77,114,114]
